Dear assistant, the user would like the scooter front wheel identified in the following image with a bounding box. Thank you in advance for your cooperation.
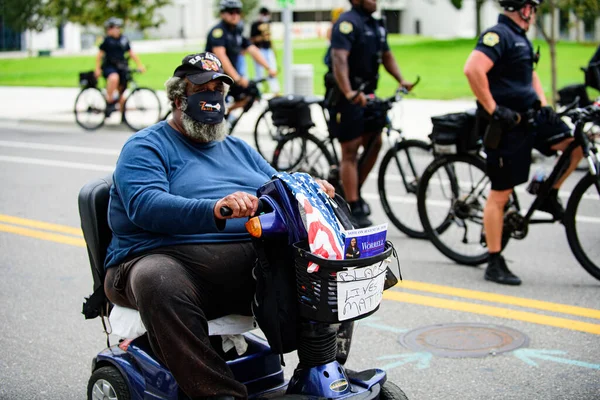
[380,381,409,400]
[87,365,131,400]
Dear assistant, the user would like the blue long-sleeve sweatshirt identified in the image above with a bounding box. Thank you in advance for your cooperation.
[104,121,277,268]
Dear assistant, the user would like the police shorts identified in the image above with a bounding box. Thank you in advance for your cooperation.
[102,67,128,89]
[327,98,385,143]
[486,115,571,191]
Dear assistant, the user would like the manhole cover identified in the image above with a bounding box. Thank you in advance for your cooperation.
[399,323,529,358]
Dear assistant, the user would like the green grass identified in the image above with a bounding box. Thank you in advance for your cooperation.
[0,36,597,100]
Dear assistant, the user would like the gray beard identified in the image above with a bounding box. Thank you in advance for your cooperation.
[180,100,227,142]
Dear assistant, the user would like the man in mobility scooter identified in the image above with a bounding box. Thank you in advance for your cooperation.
[80,52,406,400]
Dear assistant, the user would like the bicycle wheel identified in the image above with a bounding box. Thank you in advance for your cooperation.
[564,173,600,280]
[74,87,106,130]
[254,109,292,161]
[378,139,434,239]
[271,132,335,180]
[123,87,162,132]
[418,154,492,266]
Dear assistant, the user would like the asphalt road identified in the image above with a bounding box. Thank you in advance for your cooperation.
[0,120,598,400]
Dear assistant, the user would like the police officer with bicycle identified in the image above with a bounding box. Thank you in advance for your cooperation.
[206,0,277,115]
[94,17,146,117]
[327,0,415,228]
[464,0,583,285]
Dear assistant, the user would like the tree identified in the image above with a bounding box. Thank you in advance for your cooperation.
[45,0,173,30]
[0,0,49,32]
[212,0,260,18]
[536,0,600,104]
[449,0,488,36]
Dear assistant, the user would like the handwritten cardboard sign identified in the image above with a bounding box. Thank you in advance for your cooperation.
[336,261,387,321]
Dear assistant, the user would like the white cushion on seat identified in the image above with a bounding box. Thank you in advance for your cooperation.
[108,304,256,339]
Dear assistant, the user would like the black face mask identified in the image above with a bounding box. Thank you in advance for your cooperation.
[183,90,225,125]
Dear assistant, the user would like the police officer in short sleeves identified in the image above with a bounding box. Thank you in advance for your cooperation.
[206,0,276,113]
[329,0,415,228]
[464,0,582,285]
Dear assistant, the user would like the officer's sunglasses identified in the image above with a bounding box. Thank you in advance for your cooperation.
[224,8,241,15]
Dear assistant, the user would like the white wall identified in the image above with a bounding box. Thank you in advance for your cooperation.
[149,0,218,40]
[401,0,474,38]
[23,22,82,53]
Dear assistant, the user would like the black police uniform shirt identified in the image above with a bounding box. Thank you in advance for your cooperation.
[591,45,600,64]
[475,14,539,112]
[250,20,272,49]
[206,21,251,68]
[330,6,390,93]
[99,35,131,69]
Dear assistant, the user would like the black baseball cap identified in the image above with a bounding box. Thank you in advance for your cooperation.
[173,52,234,86]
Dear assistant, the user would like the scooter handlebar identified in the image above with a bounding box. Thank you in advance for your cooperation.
[219,199,266,218]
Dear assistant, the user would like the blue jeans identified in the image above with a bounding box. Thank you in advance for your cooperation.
[254,47,280,93]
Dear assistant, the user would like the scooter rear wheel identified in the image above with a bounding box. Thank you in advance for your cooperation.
[87,365,130,400]
[381,381,409,400]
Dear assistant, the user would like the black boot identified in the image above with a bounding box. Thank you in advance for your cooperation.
[538,189,565,221]
[349,202,372,228]
[484,254,521,285]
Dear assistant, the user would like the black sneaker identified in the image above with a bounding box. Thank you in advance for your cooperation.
[350,206,372,228]
[484,255,521,285]
[105,102,117,117]
[538,192,565,221]
[359,197,371,216]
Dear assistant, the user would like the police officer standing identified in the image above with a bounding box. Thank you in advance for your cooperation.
[329,0,415,228]
[464,0,583,285]
[206,0,277,113]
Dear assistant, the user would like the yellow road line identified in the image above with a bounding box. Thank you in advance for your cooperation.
[0,214,82,236]
[399,280,600,320]
[383,291,600,335]
[0,223,86,247]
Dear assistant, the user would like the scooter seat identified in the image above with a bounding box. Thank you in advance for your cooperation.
[109,304,256,339]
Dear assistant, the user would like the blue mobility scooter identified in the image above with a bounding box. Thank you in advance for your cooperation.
[79,175,407,400]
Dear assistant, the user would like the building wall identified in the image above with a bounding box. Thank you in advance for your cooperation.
[24,22,82,53]
[400,0,500,38]
[12,1,600,54]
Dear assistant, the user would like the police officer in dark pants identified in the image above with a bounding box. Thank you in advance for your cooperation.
[206,0,276,114]
[464,0,583,285]
[328,0,414,228]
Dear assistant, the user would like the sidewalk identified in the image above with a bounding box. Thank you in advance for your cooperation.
[0,86,476,141]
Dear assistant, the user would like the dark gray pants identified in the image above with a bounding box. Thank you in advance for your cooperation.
[104,242,257,399]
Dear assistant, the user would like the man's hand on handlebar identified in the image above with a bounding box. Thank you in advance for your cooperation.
[267,68,278,78]
[236,77,250,88]
[346,90,368,107]
[315,179,336,198]
[493,105,521,129]
[399,79,415,92]
[214,192,260,219]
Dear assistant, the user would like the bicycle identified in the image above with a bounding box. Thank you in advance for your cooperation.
[253,94,328,161]
[557,65,600,171]
[270,79,435,238]
[74,68,161,132]
[416,102,600,281]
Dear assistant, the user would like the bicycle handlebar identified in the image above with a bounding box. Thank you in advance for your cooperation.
[351,76,420,104]
[564,102,600,124]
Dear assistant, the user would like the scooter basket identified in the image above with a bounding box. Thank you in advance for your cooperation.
[293,240,393,323]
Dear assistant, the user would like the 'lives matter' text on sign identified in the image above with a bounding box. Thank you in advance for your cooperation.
[336,261,387,321]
